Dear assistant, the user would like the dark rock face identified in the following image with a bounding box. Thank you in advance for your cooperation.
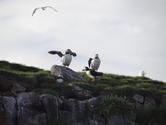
[0,96,17,125]
[0,92,165,125]
[108,115,124,125]
[161,95,166,106]
[40,94,60,125]
[0,78,13,94]
[68,84,92,99]
[133,94,156,108]
[11,83,25,94]
[3,97,17,125]
[0,78,26,96]
[0,93,130,125]
[0,61,166,125]
[17,92,46,125]
[51,65,84,81]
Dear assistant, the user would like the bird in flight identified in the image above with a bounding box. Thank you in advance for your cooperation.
[32,6,58,16]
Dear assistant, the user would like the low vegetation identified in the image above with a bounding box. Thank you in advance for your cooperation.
[0,60,166,125]
[0,60,166,98]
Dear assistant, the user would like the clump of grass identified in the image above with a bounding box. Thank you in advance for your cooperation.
[94,95,134,124]
[0,60,42,72]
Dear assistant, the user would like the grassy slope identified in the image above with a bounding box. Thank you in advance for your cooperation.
[0,60,166,98]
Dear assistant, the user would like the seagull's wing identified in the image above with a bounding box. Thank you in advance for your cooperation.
[48,51,64,57]
[88,58,93,68]
[32,7,41,16]
[45,6,58,12]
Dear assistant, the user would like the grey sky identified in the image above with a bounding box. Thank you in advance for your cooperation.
[0,0,166,81]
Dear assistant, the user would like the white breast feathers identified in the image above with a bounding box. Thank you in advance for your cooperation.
[61,54,72,66]
[90,58,101,70]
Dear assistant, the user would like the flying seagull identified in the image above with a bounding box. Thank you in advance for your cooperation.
[32,6,58,16]
[48,49,77,67]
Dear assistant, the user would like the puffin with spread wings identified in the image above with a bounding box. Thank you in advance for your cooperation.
[48,49,77,67]
[32,6,58,16]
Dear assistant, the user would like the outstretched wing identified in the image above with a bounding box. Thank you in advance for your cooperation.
[48,51,64,57]
[45,6,58,12]
[71,52,77,57]
[32,8,40,16]
[88,58,93,68]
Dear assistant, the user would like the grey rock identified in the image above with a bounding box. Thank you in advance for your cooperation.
[161,94,166,106]
[40,94,60,125]
[26,113,47,125]
[108,115,124,125]
[144,96,156,108]
[67,99,77,124]
[0,93,136,125]
[17,92,46,125]
[88,97,98,106]
[73,85,83,91]
[2,96,17,125]
[64,98,100,125]
[89,120,98,125]
[0,78,12,94]
[12,83,25,94]
[0,96,4,111]
[0,111,8,125]
[133,94,144,104]
[70,85,92,99]
[78,100,87,112]
[133,94,156,108]
[59,111,73,123]
[51,65,84,81]
[89,116,106,125]
[17,92,40,107]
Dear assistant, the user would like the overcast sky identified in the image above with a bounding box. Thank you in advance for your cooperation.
[0,0,166,81]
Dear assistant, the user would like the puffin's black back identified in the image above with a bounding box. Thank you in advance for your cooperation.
[90,69,103,77]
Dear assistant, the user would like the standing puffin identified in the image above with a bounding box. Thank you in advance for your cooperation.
[83,67,103,81]
[138,70,146,77]
[48,49,76,67]
[88,54,101,70]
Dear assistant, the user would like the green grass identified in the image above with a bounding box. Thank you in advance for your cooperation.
[0,60,42,72]
[0,61,56,91]
[95,95,134,116]
[0,60,166,98]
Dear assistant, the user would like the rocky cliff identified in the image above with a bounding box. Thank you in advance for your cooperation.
[0,61,166,125]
